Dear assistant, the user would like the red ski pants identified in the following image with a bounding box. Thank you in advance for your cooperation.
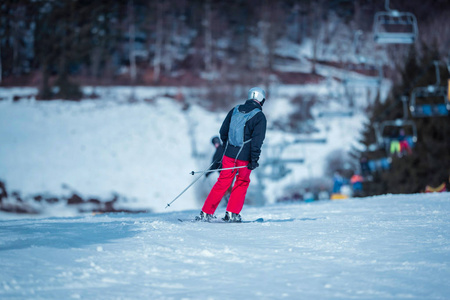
[202,155,252,215]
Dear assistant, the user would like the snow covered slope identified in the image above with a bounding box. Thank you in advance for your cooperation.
[1,193,449,299]
[0,86,365,216]
[0,92,203,213]
[0,86,367,214]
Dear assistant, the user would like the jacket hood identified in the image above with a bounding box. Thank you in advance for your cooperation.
[239,99,262,113]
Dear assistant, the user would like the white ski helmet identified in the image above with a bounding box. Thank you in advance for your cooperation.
[248,87,266,103]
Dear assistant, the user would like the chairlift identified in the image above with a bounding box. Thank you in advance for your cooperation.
[318,111,354,118]
[259,137,328,180]
[366,156,392,174]
[361,143,390,176]
[365,120,414,172]
[378,119,417,157]
[259,163,291,181]
[261,158,305,181]
[343,30,383,87]
[259,142,305,181]
[379,119,417,141]
[373,0,418,44]
[410,61,450,117]
[317,86,354,118]
[292,138,327,144]
[343,62,383,87]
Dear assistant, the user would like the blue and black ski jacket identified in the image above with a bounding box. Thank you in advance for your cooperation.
[219,99,267,163]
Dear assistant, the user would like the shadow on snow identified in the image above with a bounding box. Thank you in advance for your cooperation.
[0,217,139,251]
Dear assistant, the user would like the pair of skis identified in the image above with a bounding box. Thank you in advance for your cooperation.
[178,217,264,224]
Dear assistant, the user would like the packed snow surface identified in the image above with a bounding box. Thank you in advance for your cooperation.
[1,193,449,299]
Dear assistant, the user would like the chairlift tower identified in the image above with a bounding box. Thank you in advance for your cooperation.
[373,0,418,44]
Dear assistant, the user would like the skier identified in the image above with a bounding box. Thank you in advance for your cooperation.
[332,171,344,194]
[196,87,267,222]
[389,130,401,157]
[205,136,224,178]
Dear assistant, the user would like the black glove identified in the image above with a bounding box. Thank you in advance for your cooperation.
[247,161,259,170]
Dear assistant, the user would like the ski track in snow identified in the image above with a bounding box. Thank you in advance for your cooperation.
[1,193,450,299]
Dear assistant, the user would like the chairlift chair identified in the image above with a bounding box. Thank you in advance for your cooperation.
[361,136,392,175]
[318,111,354,118]
[344,30,383,87]
[259,137,326,180]
[410,86,448,117]
[259,142,305,181]
[260,162,292,181]
[367,157,392,173]
[318,85,355,118]
[380,119,417,141]
[373,0,418,44]
[379,119,418,156]
[260,158,305,181]
[343,62,383,87]
[409,61,450,117]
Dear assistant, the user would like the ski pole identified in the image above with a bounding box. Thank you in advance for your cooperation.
[165,174,204,209]
[190,165,247,175]
[165,161,215,209]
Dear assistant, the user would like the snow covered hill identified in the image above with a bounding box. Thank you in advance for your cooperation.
[1,193,449,299]
[0,90,200,213]
[0,86,367,215]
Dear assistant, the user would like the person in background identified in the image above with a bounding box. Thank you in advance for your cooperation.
[350,172,364,197]
[205,136,224,178]
[360,157,370,177]
[204,136,230,207]
[398,129,412,156]
[389,129,401,157]
[332,171,344,194]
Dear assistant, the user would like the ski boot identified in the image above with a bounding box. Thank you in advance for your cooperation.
[231,213,242,223]
[195,211,215,222]
[222,211,242,223]
[222,211,231,222]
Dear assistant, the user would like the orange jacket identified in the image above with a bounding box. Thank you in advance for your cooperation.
[350,174,364,184]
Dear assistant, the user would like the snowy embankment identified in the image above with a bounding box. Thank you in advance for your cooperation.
[1,193,449,299]
[0,89,210,214]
